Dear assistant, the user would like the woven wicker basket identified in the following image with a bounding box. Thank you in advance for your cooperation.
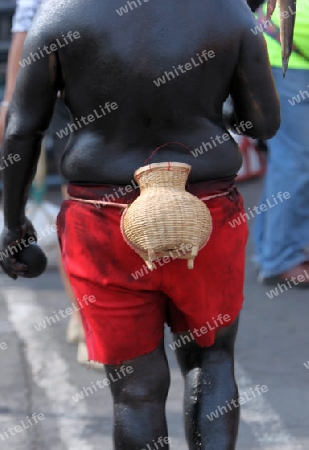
[121,162,212,270]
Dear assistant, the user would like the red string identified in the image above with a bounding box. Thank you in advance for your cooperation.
[135,165,190,180]
[143,141,192,165]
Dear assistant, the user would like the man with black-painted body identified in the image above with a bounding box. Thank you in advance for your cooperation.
[1,0,280,448]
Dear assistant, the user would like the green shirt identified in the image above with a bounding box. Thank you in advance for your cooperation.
[261,0,309,69]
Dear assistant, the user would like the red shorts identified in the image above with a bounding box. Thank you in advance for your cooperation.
[57,179,248,365]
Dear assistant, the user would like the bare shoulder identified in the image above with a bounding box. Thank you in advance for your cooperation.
[23,0,87,49]
[223,0,259,30]
[224,0,268,56]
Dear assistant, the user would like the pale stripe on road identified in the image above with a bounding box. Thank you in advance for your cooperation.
[3,288,101,450]
[235,362,302,450]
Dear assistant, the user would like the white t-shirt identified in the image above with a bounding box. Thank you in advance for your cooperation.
[11,0,42,33]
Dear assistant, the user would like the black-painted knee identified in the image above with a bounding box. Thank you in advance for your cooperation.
[107,346,170,404]
[120,369,170,405]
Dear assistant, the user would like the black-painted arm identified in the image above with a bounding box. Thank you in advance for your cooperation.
[227,27,281,140]
[2,33,60,232]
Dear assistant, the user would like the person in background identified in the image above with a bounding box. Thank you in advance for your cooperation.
[253,0,309,287]
[0,0,98,365]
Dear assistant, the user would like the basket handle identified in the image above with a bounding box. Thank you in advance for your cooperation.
[143,141,192,165]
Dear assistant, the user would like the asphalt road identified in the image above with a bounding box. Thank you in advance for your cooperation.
[0,177,308,450]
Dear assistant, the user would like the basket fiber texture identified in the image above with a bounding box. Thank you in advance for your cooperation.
[121,162,212,270]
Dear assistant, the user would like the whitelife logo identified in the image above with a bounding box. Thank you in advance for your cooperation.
[0,223,58,262]
[169,314,231,350]
[153,50,215,87]
[71,366,133,402]
[34,295,96,332]
[266,269,309,299]
[288,85,309,106]
[56,102,118,139]
[190,121,253,158]
[141,436,171,450]
[19,31,81,68]
[206,385,268,421]
[0,413,45,442]
[228,191,290,228]
[116,0,152,16]
[0,153,21,171]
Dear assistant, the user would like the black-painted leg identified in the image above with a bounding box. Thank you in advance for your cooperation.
[105,339,171,450]
[174,317,240,450]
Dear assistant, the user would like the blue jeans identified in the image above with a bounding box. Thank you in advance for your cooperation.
[253,68,309,277]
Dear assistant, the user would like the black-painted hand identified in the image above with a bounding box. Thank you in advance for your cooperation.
[0,217,38,279]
